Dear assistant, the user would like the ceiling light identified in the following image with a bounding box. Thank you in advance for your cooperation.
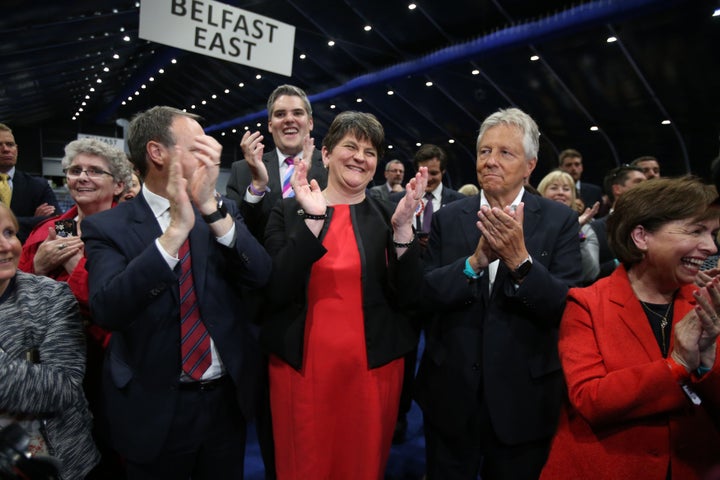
[471,69,480,75]
[72,117,77,121]
[606,36,617,43]
[149,77,155,82]
[85,95,90,99]
[224,89,230,94]
[96,78,102,83]
[356,98,363,103]
[113,53,120,59]
[211,94,217,99]
[425,81,433,87]
[103,67,110,72]
[364,25,372,32]
[121,101,126,105]
[330,104,336,109]
[590,126,599,131]
[530,55,540,61]
[416,142,422,147]
[244,126,249,130]
[713,8,720,16]
[141,84,146,89]
[448,139,455,144]
[328,40,335,47]
[120,27,125,32]
[191,105,196,109]
[408,3,417,10]
[256,122,262,127]
[232,129,237,133]
[158,68,165,74]
[221,132,226,136]
[238,82,245,87]
[89,87,95,92]
[661,119,671,125]
[388,145,394,149]
[387,90,394,95]
[81,102,86,106]
[78,108,84,112]
[123,35,131,42]
[299,53,306,59]
[171,59,177,64]
[201,100,207,105]
[255,74,262,79]
[127,96,133,101]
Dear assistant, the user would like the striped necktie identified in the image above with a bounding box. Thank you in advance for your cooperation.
[0,173,11,205]
[178,238,211,380]
[282,157,295,198]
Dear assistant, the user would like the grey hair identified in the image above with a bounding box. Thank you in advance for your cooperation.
[63,138,133,188]
[476,107,540,160]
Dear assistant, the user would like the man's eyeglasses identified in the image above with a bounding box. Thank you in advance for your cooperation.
[63,166,114,179]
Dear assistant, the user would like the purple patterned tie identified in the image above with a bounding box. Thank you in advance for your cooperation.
[281,157,295,198]
[422,192,434,233]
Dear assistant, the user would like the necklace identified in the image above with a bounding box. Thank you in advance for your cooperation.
[639,300,672,356]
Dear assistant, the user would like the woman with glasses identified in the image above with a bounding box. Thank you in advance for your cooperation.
[18,138,132,314]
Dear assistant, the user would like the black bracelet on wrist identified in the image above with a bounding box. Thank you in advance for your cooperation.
[303,212,327,220]
[392,237,414,248]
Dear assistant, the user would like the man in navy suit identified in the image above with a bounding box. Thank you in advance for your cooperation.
[226,84,327,240]
[415,108,582,479]
[0,123,59,243]
[558,148,605,215]
[83,106,271,479]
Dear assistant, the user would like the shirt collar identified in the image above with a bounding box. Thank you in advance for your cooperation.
[427,182,443,201]
[141,184,170,219]
[480,187,525,209]
[276,148,303,168]
[4,166,15,180]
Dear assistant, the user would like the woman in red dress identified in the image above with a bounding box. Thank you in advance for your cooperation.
[262,111,428,479]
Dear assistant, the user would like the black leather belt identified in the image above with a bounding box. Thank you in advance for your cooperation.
[177,375,230,392]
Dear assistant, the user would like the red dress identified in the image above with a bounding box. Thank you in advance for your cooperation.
[269,204,404,480]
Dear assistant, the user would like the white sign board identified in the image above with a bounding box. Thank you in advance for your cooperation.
[139,0,295,76]
[77,133,126,152]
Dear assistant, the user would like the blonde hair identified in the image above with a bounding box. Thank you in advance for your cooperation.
[536,170,577,205]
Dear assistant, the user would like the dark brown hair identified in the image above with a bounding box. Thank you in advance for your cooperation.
[607,176,719,265]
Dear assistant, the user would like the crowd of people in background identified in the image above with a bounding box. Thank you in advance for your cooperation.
[0,84,719,480]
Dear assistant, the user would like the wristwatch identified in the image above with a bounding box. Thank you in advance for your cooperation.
[202,193,228,223]
[510,256,532,281]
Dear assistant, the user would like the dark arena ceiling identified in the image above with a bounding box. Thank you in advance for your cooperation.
[2,0,720,188]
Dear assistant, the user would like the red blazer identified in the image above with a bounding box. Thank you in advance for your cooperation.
[541,266,720,480]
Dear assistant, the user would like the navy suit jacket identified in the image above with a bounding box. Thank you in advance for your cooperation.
[225,150,327,240]
[82,194,271,462]
[578,181,603,210]
[414,192,582,445]
[9,170,60,243]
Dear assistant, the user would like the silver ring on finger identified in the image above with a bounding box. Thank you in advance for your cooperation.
[58,243,67,251]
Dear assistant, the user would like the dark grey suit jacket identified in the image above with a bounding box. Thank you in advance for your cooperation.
[225,150,327,240]
[82,194,271,462]
[9,170,60,243]
[414,192,582,445]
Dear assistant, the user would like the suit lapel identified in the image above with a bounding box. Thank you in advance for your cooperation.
[130,195,163,247]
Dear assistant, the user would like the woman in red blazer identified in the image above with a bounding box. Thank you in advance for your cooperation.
[541,176,720,480]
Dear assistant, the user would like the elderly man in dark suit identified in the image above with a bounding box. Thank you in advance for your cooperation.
[226,84,327,240]
[82,106,271,479]
[0,123,59,242]
[415,108,582,480]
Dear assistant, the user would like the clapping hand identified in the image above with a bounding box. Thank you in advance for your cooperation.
[241,130,268,191]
